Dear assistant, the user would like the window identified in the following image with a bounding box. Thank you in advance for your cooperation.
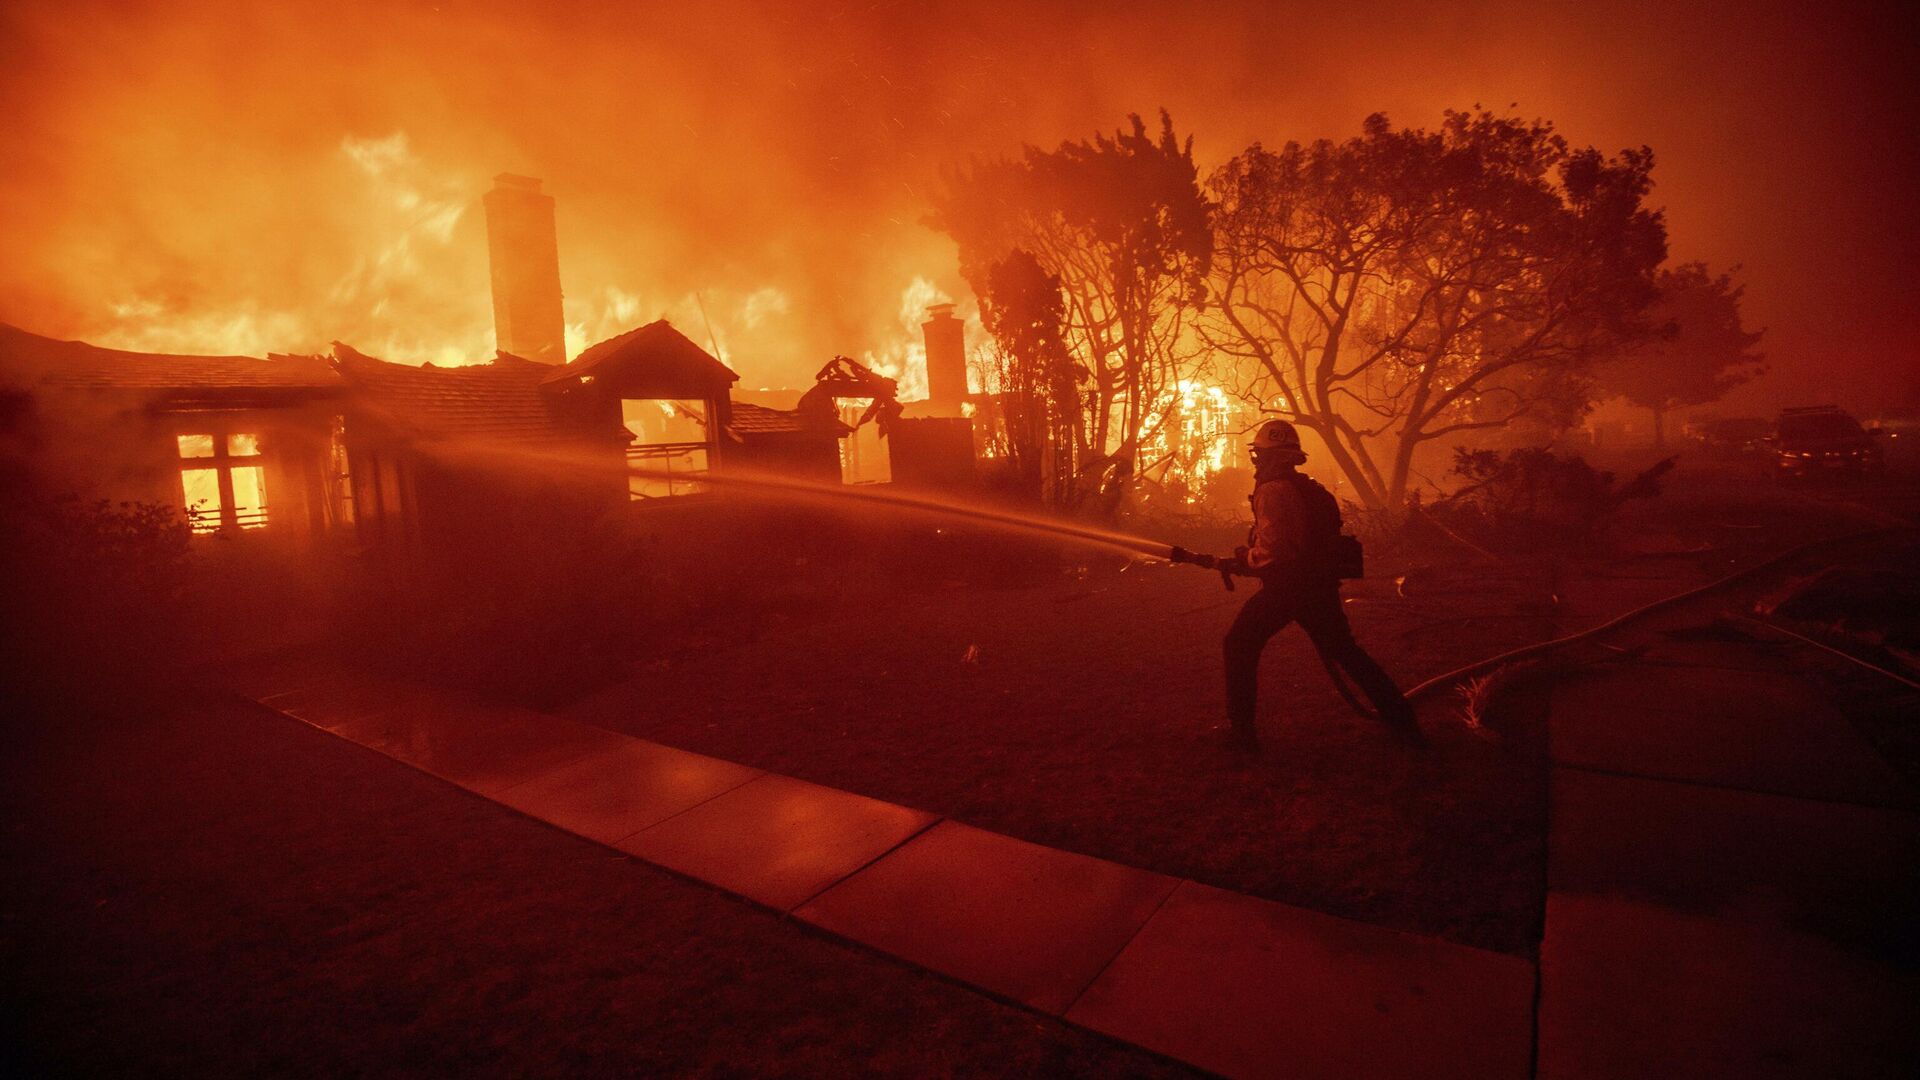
[622,399,711,499]
[177,431,268,533]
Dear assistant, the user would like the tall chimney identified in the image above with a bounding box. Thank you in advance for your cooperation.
[483,174,566,365]
[921,302,967,411]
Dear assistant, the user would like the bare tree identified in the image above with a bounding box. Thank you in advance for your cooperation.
[930,111,1212,509]
[1205,111,1667,510]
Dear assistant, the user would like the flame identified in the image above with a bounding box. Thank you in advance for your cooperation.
[850,276,940,401]
[1145,377,1256,503]
[89,132,494,364]
[22,112,968,384]
[851,277,992,402]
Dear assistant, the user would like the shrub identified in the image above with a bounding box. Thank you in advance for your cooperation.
[0,476,194,704]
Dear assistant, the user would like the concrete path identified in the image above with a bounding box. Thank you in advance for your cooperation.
[230,639,1916,1079]
[1539,661,1920,1079]
[232,656,1533,1080]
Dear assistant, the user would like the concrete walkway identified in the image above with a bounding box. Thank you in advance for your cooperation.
[231,657,1531,1080]
[1536,649,1920,1080]
[229,636,1917,1079]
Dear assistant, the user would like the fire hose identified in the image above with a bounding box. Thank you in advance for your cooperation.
[1166,527,1911,719]
[1396,526,1905,701]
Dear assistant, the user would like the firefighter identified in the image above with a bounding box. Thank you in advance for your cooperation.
[1176,420,1419,754]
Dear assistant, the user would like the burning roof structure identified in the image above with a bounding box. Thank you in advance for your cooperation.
[330,344,590,447]
[546,320,741,398]
[0,323,337,407]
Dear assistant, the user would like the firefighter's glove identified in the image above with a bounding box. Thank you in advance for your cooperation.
[1213,555,1247,592]
[1168,546,1218,570]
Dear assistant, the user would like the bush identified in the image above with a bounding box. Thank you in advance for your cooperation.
[0,476,194,704]
[1422,447,1667,552]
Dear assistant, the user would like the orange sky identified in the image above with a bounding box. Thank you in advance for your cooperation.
[2,0,1915,413]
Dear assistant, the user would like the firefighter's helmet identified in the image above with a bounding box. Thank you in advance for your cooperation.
[1250,419,1305,457]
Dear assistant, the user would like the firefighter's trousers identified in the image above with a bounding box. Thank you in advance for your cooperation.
[1223,576,1411,732]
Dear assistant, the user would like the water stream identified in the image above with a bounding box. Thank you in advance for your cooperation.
[434,435,1182,560]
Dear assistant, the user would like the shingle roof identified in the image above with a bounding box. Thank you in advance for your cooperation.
[545,319,739,396]
[331,343,574,444]
[0,323,337,398]
[729,401,850,438]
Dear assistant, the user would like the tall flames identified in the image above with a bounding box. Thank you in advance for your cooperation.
[89,132,493,364]
[4,0,1914,414]
[69,128,968,396]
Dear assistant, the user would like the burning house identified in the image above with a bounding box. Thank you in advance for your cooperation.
[0,324,346,540]
[0,317,894,553]
[0,173,986,555]
[325,343,624,552]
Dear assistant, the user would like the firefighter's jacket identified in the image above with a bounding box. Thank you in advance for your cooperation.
[1246,476,1311,577]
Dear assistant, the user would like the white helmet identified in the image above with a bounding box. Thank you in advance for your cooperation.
[1250,419,1306,463]
[1250,419,1300,451]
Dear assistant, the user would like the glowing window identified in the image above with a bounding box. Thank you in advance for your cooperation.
[177,430,269,533]
[230,466,268,528]
[182,467,222,533]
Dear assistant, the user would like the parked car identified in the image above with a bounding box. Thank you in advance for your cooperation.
[1771,406,1884,478]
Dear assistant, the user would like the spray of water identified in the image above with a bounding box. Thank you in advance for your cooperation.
[631,464,1176,558]
[431,436,1182,560]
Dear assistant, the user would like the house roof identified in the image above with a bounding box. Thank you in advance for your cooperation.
[729,401,851,438]
[544,319,739,397]
[0,323,337,401]
[331,343,576,444]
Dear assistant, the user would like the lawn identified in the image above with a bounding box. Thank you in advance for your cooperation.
[560,460,1884,957]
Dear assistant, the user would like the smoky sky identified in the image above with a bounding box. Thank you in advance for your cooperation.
[1,0,1915,411]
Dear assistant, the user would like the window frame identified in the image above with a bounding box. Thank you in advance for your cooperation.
[175,429,269,533]
[620,397,718,501]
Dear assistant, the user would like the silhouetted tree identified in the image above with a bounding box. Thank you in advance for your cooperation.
[977,249,1079,503]
[1206,111,1667,510]
[1596,262,1764,447]
[931,111,1212,510]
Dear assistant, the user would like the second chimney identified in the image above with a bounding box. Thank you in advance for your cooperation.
[483,174,566,365]
[921,302,967,412]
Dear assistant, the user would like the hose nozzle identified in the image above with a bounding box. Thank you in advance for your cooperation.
[1168,546,1236,591]
[1167,545,1214,568]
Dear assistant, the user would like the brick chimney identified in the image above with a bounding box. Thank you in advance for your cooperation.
[921,302,967,411]
[483,174,566,365]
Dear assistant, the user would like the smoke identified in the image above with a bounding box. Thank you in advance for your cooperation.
[1,0,1914,407]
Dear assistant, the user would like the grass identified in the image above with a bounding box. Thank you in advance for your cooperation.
[568,559,1561,956]
[554,463,1903,958]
